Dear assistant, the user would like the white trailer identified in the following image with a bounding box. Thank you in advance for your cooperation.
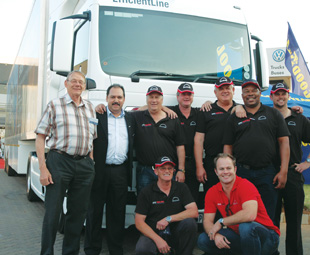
[5,0,268,226]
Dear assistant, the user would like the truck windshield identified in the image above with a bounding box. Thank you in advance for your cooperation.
[99,6,251,83]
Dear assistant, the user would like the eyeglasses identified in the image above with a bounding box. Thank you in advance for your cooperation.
[67,79,85,85]
[225,203,233,216]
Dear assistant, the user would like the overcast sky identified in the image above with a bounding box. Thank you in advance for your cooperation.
[238,0,310,67]
[0,0,309,66]
[0,0,33,63]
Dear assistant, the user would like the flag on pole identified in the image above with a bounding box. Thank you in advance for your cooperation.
[285,22,310,98]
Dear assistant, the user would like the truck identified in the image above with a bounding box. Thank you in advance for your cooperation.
[5,0,269,226]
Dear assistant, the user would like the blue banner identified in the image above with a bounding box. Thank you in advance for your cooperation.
[285,23,310,98]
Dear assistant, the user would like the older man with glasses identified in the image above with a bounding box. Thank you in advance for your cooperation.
[135,156,198,255]
[35,71,97,255]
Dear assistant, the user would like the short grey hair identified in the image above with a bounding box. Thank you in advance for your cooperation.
[66,70,86,82]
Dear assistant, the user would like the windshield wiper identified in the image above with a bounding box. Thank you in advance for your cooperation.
[130,70,191,82]
[130,70,243,85]
[191,73,243,85]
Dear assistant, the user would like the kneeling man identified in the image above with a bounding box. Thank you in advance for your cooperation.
[135,156,198,255]
[198,153,280,255]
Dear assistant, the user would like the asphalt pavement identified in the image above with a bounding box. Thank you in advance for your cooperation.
[0,168,310,255]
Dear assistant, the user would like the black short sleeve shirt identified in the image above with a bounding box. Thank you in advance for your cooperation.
[223,104,290,168]
[132,110,186,166]
[135,181,195,231]
[168,105,199,158]
[285,111,310,165]
[195,101,236,157]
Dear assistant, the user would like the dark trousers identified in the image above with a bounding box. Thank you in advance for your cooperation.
[185,158,200,204]
[41,150,95,255]
[197,156,220,211]
[274,167,305,255]
[203,155,219,194]
[136,218,197,255]
[84,163,128,255]
[237,164,278,222]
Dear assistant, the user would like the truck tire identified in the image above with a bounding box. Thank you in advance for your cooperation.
[5,157,16,176]
[26,156,40,202]
[4,157,8,172]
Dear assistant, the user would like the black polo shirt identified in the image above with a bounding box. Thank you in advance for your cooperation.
[196,101,237,157]
[223,104,290,168]
[168,105,199,158]
[135,181,194,231]
[284,111,310,165]
[132,110,186,166]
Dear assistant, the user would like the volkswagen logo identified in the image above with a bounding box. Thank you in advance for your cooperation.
[272,49,285,62]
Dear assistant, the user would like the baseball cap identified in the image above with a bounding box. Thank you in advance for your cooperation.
[241,79,261,90]
[270,82,289,94]
[215,76,234,88]
[155,156,176,168]
[178,83,194,94]
[146,85,163,95]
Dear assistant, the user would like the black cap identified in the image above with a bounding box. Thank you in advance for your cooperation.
[241,79,261,90]
[215,77,233,88]
[146,85,163,95]
[155,156,176,168]
[178,83,194,94]
[270,82,289,94]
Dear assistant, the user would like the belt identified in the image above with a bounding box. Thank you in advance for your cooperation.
[237,163,264,170]
[51,149,89,160]
[105,161,127,167]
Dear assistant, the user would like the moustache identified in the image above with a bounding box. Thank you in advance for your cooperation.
[112,102,120,106]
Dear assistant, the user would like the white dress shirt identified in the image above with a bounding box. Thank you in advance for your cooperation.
[105,107,129,165]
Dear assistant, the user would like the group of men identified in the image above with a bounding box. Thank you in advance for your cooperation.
[35,70,310,255]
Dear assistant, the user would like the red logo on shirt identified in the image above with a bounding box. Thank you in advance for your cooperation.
[211,112,224,115]
[238,118,255,125]
[152,201,165,204]
[142,124,152,127]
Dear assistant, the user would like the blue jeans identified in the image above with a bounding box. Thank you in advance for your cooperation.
[136,163,158,194]
[197,222,279,255]
[237,164,278,221]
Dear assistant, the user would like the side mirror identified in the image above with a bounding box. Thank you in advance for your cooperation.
[86,78,96,89]
[251,35,269,89]
[50,19,74,73]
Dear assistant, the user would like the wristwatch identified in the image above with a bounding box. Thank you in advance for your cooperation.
[306,158,310,163]
[166,216,172,223]
[178,169,185,173]
[219,218,225,227]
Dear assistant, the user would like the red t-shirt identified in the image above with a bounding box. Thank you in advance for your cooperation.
[204,176,280,235]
